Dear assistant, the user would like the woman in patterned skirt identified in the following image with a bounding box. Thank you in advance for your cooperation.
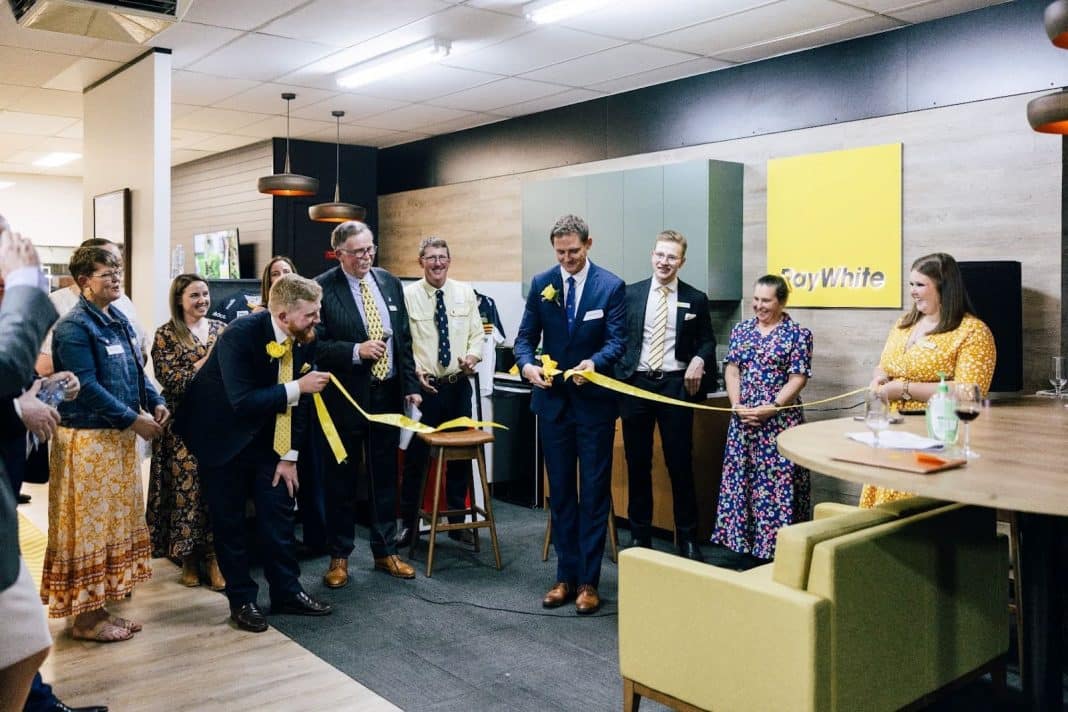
[711,274,813,561]
[861,253,995,508]
[147,274,226,589]
[43,245,168,642]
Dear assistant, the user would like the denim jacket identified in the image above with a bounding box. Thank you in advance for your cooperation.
[53,296,163,430]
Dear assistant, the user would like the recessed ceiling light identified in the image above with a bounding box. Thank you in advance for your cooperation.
[336,38,450,90]
[33,152,81,167]
[523,0,613,24]
[0,181,14,190]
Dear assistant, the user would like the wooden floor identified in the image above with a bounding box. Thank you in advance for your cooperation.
[20,477,399,712]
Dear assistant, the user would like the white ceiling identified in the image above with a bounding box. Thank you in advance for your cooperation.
[0,0,1007,178]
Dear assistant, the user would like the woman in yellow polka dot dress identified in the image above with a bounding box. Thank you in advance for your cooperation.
[860,253,996,508]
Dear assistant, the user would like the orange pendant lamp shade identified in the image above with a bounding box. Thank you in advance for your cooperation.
[258,92,319,197]
[309,110,365,223]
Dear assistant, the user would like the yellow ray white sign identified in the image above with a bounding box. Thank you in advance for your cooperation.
[767,143,901,308]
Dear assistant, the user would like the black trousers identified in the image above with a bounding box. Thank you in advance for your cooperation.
[325,377,401,559]
[399,375,473,527]
[619,372,699,540]
[200,443,302,609]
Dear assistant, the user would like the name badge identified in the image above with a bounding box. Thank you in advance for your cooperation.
[235,310,249,318]
[677,301,691,308]
[583,309,604,321]
[105,343,124,356]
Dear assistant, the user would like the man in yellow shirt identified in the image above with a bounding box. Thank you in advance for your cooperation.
[397,237,485,547]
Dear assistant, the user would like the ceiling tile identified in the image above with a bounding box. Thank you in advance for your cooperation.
[588,56,733,94]
[43,58,123,92]
[645,0,872,56]
[8,88,82,119]
[56,121,82,140]
[378,130,432,148]
[521,44,701,87]
[237,115,335,139]
[171,72,260,106]
[554,0,778,40]
[491,87,605,117]
[82,39,145,63]
[427,77,570,112]
[886,0,1008,24]
[182,0,311,31]
[352,65,503,103]
[421,112,506,134]
[357,105,478,131]
[0,112,78,136]
[304,123,409,145]
[151,21,244,69]
[0,47,82,88]
[7,149,81,166]
[185,33,337,82]
[34,136,82,154]
[443,26,624,76]
[260,0,450,47]
[186,134,265,152]
[171,103,201,119]
[0,133,45,161]
[171,129,218,148]
[213,83,336,114]
[0,85,31,110]
[172,148,217,166]
[173,107,268,133]
[712,15,905,63]
[293,94,410,121]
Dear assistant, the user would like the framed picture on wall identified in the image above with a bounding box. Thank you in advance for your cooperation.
[93,188,131,297]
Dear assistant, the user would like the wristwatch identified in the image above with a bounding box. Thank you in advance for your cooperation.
[900,378,912,402]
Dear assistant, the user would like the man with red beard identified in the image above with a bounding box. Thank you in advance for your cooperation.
[175,274,333,633]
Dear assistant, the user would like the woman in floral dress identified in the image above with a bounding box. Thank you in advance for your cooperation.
[147,274,226,589]
[711,274,813,561]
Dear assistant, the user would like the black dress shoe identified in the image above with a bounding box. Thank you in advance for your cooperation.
[678,540,705,562]
[272,591,332,616]
[49,701,108,712]
[395,526,413,548]
[16,492,30,505]
[448,529,476,546]
[230,602,268,633]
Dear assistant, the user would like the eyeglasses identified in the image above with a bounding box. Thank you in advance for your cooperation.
[91,270,122,281]
[336,246,376,258]
[652,252,681,264]
[421,255,450,263]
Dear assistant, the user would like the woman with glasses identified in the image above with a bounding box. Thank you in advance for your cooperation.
[42,245,168,643]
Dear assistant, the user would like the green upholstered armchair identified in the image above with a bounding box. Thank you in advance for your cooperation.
[617,498,1008,711]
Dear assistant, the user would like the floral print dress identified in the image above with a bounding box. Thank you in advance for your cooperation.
[711,314,813,559]
[146,319,224,560]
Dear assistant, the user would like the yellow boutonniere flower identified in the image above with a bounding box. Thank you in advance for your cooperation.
[266,340,287,359]
[540,284,558,304]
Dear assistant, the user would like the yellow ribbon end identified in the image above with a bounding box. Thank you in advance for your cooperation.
[539,354,561,384]
[508,363,519,376]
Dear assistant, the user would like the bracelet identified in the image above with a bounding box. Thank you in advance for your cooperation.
[900,378,912,402]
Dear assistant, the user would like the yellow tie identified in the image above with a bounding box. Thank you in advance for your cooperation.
[648,286,669,370]
[360,279,390,380]
[273,338,293,457]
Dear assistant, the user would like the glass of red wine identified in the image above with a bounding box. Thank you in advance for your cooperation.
[954,382,982,460]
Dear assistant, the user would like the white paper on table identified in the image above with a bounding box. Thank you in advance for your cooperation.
[846,431,945,450]
[399,403,422,450]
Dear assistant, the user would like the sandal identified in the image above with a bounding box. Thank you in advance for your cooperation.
[108,615,142,633]
[71,620,133,643]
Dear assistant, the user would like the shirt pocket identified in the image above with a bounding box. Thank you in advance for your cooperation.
[448,303,472,319]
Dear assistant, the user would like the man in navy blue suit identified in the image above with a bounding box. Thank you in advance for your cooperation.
[514,214,626,615]
[176,274,333,633]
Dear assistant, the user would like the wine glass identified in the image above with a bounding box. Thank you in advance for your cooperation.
[865,391,890,449]
[954,383,982,460]
[1050,356,1066,397]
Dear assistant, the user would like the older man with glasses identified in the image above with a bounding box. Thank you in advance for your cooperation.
[314,221,421,586]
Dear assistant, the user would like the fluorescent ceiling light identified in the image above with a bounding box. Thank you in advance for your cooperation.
[524,0,613,24]
[336,38,450,89]
[33,152,81,167]
[0,181,14,190]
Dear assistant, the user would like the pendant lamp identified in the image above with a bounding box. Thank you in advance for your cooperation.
[309,110,366,223]
[1047,0,1068,48]
[257,93,319,197]
[1028,89,1068,133]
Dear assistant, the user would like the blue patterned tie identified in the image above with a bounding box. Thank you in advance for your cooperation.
[565,276,577,334]
[435,288,451,367]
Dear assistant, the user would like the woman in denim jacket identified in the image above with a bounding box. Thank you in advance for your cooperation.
[41,245,168,643]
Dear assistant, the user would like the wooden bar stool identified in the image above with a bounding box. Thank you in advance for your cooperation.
[409,428,502,577]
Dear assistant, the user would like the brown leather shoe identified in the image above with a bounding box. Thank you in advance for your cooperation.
[575,584,601,615]
[323,558,349,588]
[373,554,415,579]
[542,582,574,609]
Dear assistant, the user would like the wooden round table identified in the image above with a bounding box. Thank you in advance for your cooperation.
[778,397,1068,711]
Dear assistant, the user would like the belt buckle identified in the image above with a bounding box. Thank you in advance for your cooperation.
[649,369,665,381]
[446,372,462,384]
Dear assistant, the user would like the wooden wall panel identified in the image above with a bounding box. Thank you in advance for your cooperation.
[171,141,273,279]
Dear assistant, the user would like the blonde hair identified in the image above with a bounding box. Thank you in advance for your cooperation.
[269,273,322,313]
[655,229,687,257]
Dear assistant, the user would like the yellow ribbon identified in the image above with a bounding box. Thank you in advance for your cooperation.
[312,373,508,463]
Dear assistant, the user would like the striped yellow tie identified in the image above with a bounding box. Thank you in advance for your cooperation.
[647,286,669,370]
[273,338,293,457]
[360,279,390,380]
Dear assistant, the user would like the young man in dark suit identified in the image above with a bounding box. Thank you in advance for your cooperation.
[314,221,421,587]
[176,274,333,633]
[615,230,717,561]
[514,214,627,615]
